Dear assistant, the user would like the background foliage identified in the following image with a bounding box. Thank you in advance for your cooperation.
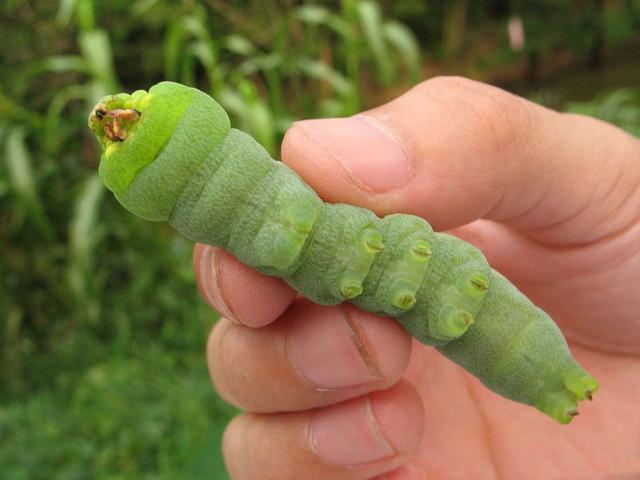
[1,1,639,479]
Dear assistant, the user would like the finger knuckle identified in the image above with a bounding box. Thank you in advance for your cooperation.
[470,90,534,155]
[415,75,535,155]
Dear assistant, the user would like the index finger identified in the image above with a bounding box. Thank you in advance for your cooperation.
[282,76,640,245]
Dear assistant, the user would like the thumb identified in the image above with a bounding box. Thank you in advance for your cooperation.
[281,76,640,246]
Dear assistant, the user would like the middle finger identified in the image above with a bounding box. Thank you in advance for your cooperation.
[207,299,412,413]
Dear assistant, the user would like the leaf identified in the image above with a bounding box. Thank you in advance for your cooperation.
[246,101,276,156]
[318,98,350,118]
[238,53,283,76]
[4,126,53,239]
[357,0,393,85]
[164,20,184,80]
[189,41,217,73]
[183,15,211,43]
[78,29,119,97]
[217,84,276,155]
[223,34,257,57]
[74,0,96,31]
[68,173,105,274]
[56,0,76,26]
[296,4,330,25]
[383,21,422,84]
[189,40,223,93]
[67,173,106,324]
[44,84,88,152]
[295,58,354,98]
[564,89,640,138]
[131,0,162,17]
[296,4,351,36]
[41,55,88,74]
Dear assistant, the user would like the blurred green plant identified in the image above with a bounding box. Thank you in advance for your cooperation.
[0,348,235,480]
[156,0,421,152]
[565,88,640,138]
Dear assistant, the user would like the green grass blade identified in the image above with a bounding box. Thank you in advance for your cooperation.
[217,83,276,155]
[131,0,162,16]
[4,126,53,239]
[384,20,422,84]
[75,0,96,31]
[56,0,76,26]
[43,84,88,153]
[68,173,105,275]
[296,58,354,98]
[565,89,640,137]
[239,53,282,75]
[41,54,88,74]
[78,29,120,96]
[223,34,257,57]
[357,0,393,85]
[296,4,352,36]
[67,173,106,325]
[164,20,184,81]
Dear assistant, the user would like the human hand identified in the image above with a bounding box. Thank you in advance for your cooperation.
[194,77,640,479]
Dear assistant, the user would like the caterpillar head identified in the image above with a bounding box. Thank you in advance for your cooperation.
[89,81,230,221]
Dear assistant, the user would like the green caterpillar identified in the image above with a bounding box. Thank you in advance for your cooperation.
[89,81,598,423]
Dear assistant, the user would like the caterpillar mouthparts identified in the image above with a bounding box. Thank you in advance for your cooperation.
[91,105,141,142]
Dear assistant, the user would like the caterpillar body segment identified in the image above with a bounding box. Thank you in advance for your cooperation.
[170,129,278,252]
[351,214,433,317]
[284,204,382,304]
[89,81,599,424]
[437,271,596,423]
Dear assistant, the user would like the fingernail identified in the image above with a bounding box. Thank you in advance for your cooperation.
[197,246,240,323]
[287,305,381,390]
[310,396,395,467]
[295,115,412,192]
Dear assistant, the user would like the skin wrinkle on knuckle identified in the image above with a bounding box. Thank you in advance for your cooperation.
[612,136,640,226]
[456,88,533,157]
[407,79,525,222]
[413,75,537,157]
[457,99,542,222]
[525,122,640,245]
[627,172,640,228]
[485,88,537,154]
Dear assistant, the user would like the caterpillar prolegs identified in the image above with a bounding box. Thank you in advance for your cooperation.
[89,81,598,423]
